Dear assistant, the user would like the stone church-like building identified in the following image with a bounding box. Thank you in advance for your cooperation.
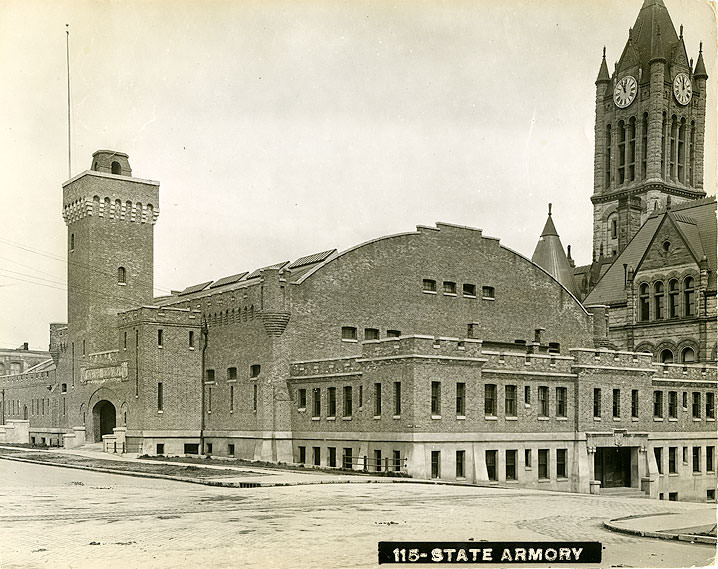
[1,0,715,502]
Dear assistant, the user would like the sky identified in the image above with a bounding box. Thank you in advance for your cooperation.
[0,0,716,350]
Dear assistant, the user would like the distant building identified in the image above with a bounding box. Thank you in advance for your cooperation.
[0,343,51,377]
[1,0,715,502]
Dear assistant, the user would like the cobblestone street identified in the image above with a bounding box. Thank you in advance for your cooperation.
[1,460,715,569]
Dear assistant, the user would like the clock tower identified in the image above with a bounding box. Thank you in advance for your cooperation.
[591,0,708,260]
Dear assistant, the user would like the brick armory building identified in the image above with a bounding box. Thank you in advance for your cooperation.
[1,0,716,502]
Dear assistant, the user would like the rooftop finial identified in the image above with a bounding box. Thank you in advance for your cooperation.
[679,24,683,38]
[699,42,703,54]
[548,203,552,216]
[602,46,606,59]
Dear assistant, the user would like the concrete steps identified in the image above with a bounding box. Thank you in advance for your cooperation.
[600,487,650,499]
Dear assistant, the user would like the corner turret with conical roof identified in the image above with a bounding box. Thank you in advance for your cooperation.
[531,204,578,297]
[590,0,708,266]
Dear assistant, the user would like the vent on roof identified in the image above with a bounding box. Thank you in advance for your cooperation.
[209,272,248,289]
[178,281,213,296]
[288,249,336,269]
[245,262,289,280]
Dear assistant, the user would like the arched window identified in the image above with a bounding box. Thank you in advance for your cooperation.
[689,121,695,185]
[660,349,674,364]
[668,279,679,317]
[111,161,122,175]
[627,116,636,182]
[684,277,695,316]
[669,115,678,180]
[641,112,648,179]
[681,347,695,363]
[618,120,626,184]
[639,283,650,321]
[117,267,126,284]
[677,118,686,183]
[654,281,664,319]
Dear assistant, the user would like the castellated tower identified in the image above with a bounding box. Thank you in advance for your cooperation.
[63,151,160,357]
[591,0,708,261]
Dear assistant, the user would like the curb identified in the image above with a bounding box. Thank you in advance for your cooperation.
[603,519,717,545]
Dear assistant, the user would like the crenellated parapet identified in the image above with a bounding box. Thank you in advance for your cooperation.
[62,194,159,225]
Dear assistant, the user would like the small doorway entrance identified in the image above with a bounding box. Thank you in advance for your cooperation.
[595,447,631,488]
[92,400,116,442]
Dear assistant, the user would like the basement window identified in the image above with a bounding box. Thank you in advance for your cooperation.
[443,281,457,295]
[422,279,437,293]
[341,327,358,342]
[482,286,495,299]
[462,283,476,297]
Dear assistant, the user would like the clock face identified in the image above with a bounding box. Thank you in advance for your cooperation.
[673,72,692,105]
[613,75,638,108]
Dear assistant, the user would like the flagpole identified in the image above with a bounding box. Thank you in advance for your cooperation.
[66,24,71,179]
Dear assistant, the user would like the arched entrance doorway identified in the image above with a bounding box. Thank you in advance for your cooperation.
[92,400,116,442]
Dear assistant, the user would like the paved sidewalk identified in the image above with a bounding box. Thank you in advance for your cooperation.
[0,444,407,487]
[605,508,717,544]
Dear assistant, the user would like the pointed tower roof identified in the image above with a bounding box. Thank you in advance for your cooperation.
[531,204,578,296]
[622,0,679,74]
[694,43,708,78]
[596,47,611,83]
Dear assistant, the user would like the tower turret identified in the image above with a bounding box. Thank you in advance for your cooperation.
[63,151,160,358]
[531,204,578,297]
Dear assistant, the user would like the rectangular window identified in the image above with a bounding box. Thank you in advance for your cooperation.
[707,446,714,472]
[653,391,663,418]
[206,443,213,455]
[364,328,379,340]
[485,384,497,416]
[456,450,465,478]
[189,330,194,348]
[227,367,237,380]
[654,447,663,474]
[631,389,639,418]
[556,449,567,478]
[482,286,495,299]
[313,447,321,466]
[612,388,620,418]
[393,450,401,472]
[683,446,688,463]
[250,364,261,378]
[298,446,306,464]
[229,385,234,412]
[682,391,688,408]
[443,281,457,295]
[208,387,212,413]
[206,369,215,382]
[538,449,549,479]
[524,385,531,404]
[312,388,321,418]
[374,382,382,416]
[431,451,440,478]
[124,331,128,349]
[386,329,401,338]
[693,447,701,472]
[343,448,353,469]
[431,381,441,416]
[525,449,532,468]
[358,385,363,408]
[486,450,497,481]
[157,329,163,347]
[298,388,307,409]
[506,449,516,481]
[668,391,677,418]
[692,392,701,418]
[668,447,677,473]
[343,385,352,417]
[157,382,163,411]
[593,388,602,417]
[462,283,476,297]
[228,443,235,457]
[156,443,165,455]
[456,382,466,416]
[61,383,67,394]
[328,447,336,468]
[375,449,383,472]
[393,381,401,416]
[707,393,715,419]
[538,386,549,417]
[341,326,357,341]
[252,384,258,412]
[556,387,567,418]
[505,385,517,417]
[422,279,437,293]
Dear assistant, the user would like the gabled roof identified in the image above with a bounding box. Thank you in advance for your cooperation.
[584,198,717,305]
